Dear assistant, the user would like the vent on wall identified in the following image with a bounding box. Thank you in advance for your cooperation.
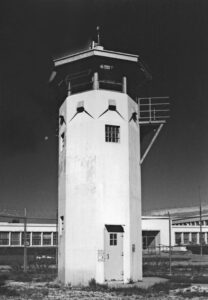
[108,99,116,111]
[77,101,84,113]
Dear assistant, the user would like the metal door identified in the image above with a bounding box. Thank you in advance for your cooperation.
[104,226,124,281]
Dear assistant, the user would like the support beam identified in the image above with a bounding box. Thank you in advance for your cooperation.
[140,123,164,165]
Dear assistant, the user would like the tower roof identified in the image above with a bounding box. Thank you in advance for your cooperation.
[54,47,139,67]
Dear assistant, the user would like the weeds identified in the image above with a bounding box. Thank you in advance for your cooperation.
[88,278,108,291]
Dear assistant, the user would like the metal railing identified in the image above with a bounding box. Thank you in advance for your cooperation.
[138,97,170,124]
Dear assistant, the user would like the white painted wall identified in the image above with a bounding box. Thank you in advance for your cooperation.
[58,89,142,285]
[142,217,170,246]
[0,223,56,232]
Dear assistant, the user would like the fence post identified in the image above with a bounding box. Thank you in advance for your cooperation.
[168,211,172,276]
[23,208,27,272]
[56,209,58,268]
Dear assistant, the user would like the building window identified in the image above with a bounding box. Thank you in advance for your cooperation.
[142,231,158,249]
[200,232,206,244]
[11,232,20,246]
[32,232,41,246]
[110,233,117,246]
[191,232,197,244]
[53,232,57,246]
[105,125,120,143]
[184,232,189,244]
[175,232,182,245]
[43,232,52,245]
[22,232,31,246]
[0,232,9,245]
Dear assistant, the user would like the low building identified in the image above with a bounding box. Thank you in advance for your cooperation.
[142,216,170,251]
[172,215,208,246]
[0,212,207,251]
[0,223,57,247]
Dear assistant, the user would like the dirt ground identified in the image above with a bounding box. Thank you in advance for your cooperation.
[1,280,208,300]
[2,253,208,299]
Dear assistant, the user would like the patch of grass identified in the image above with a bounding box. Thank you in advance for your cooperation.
[88,278,96,288]
[0,273,20,297]
[151,282,189,293]
[20,288,49,299]
[0,273,9,284]
[0,286,20,297]
[86,279,190,296]
[176,290,208,298]
[9,271,33,282]
[109,281,190,296]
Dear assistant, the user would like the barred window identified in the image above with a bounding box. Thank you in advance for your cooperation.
[105,125,120,143]
[110,233,117,246]
[11,232,20,245]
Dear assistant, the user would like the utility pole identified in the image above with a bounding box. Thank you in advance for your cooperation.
[199,186,203,256]
[23,208,27,272]
[168,211,172,276]
[56,209,58,268]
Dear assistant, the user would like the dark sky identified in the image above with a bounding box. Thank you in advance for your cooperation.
[0,0,208,218]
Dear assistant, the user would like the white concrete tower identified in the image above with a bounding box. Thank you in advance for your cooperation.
[55,44,150,286]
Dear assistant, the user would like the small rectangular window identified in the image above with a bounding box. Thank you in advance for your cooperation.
[32,232,41,246]
[43,232,52,245]
[110,233,117,246]
[0,232,9,245]
[105,125,120,143]
[175,232,182,245]
[184,232,189,244]
[53,232,58,245]
[11,232,20,246]
[21,232,31,246]
[191,232,197,243]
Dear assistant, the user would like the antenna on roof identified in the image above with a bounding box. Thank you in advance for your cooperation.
[91,26,104,50]
[96,26,100,46]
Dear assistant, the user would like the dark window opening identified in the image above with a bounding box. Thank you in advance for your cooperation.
[0,232,9,245]
[105,125,120,143]
[175,232,182,245]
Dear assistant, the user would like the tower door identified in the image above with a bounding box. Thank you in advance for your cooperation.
[104,225,124,281]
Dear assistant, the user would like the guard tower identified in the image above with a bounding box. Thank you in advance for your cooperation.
[55,41,169,285]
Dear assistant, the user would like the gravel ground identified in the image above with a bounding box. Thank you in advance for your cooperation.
[1,281,208,300]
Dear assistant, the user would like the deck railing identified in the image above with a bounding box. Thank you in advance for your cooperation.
[138,97,170,124]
